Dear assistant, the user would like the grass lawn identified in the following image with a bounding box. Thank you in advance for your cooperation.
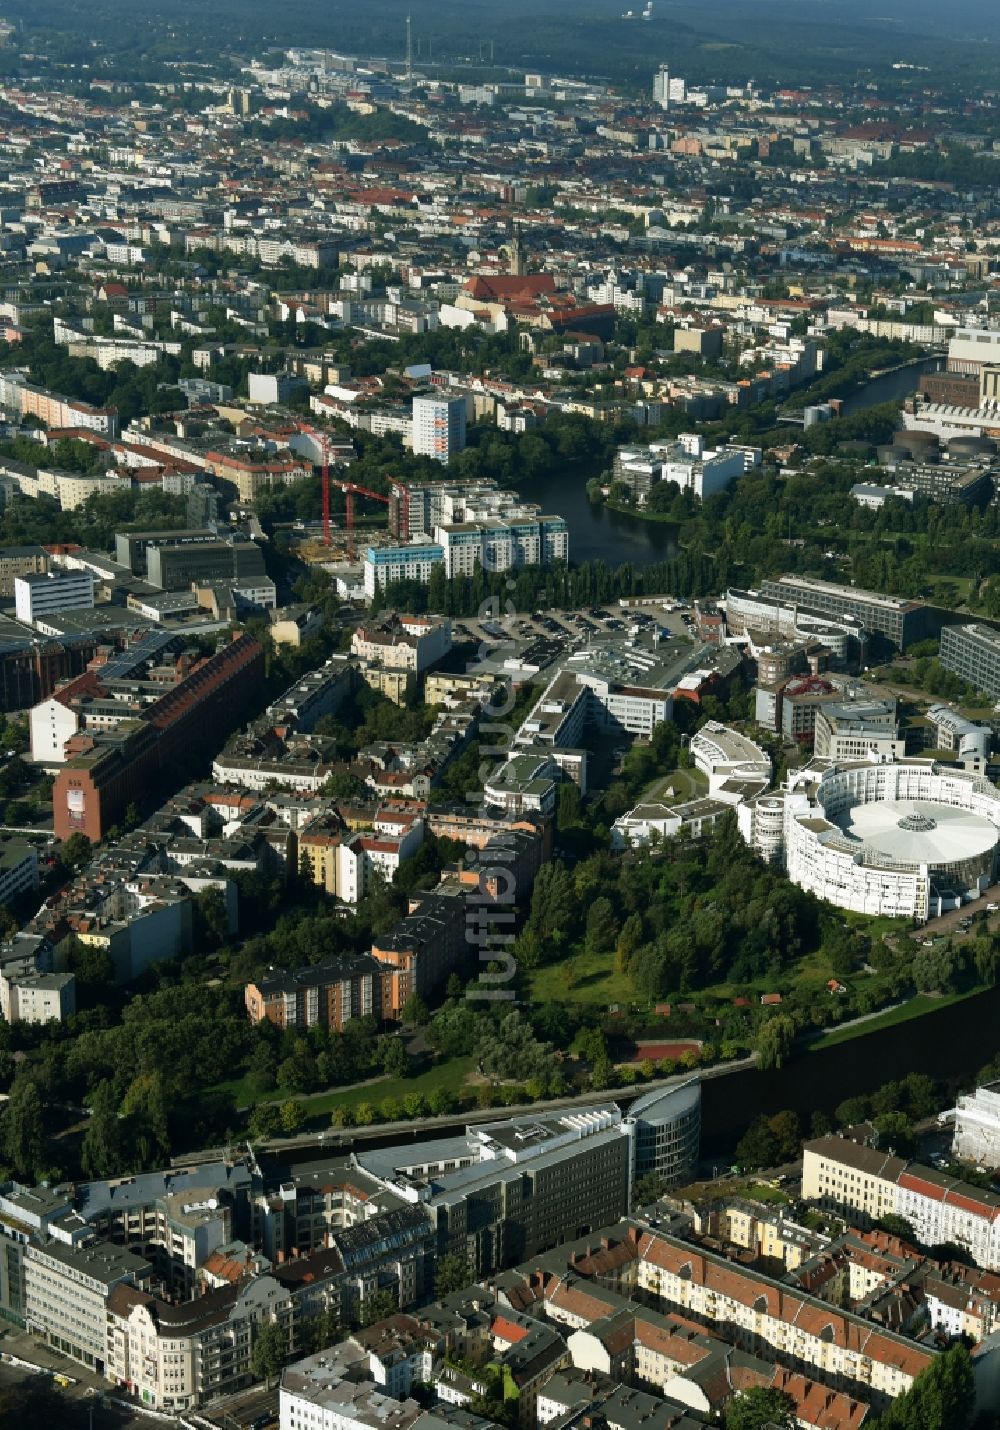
[645,767,709,805]
[742,1182,791,1205]
[806,986,988,1050]
[293,1055,477,1120]
[530,949,634,1008]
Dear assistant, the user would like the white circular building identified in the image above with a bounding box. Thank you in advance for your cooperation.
[780,759,1000,921]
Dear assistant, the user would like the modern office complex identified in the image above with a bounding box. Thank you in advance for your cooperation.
[14,569,95,626]
[745,757,1000,921]
[940,623,1000,701]
[759,575,935,652]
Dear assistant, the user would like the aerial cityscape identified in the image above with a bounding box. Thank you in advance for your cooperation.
[2,0,1000,1425]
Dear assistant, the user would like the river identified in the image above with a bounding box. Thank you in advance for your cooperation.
[840,355,943,416]
[525,359,943,568]
[699,985,1000,1156]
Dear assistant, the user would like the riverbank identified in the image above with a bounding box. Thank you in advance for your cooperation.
[803,984,989,1052]
[599,498,676,524]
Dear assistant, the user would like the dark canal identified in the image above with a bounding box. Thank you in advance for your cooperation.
[699,985,1000,1156]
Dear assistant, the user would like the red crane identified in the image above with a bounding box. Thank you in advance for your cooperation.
[296,422,409,559]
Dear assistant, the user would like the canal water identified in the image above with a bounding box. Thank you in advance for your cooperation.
[526,358,942,568]
[840,355,943,416]
[699,985,1000,1156]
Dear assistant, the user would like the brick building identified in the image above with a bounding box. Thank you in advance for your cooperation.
[53,633,264,841]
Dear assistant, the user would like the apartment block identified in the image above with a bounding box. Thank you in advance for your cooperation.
[370,891,467,1019]
[245,954,382,1031]
[803,1135,1000,1272]
[411,395,466,464]
[352,614,451,676]
[0,544,47,596]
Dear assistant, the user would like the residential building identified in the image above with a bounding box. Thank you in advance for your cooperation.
[412,396,467,464]
[0,970,75,1024]
[364,542,445,600]
[0,545,47,596]
[245,955,382,1031]
[352,614,452,676]
[0,838,38,906]
[803,1135,1000,1272]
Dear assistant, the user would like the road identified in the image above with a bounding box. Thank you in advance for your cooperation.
[907,883,1000,941]
[0,1328,161,1427]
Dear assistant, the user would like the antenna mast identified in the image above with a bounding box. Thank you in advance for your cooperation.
[406,15,413,81]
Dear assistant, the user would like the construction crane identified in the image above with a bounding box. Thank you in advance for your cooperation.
[296,421,409,559]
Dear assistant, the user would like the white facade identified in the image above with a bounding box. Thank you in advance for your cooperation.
[653,65,670,109]
[1,970,75,1024]
[689,720,771,799]
[437,515,568,578]
[776,759,1000,921]
[363,543,444,600]
[954,1084,1000,1170]
[15,569,95,625]
[411,394,466,464]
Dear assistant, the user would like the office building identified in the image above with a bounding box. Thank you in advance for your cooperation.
[759,576,934,653]
[14,569,95,626]
[52,633,264,841]
[25,1238,154,1371]
[940,623,1000,701]
[653,65,670,109]
[412,396,466,464]
[812,698,903,762]
[146,537,266,592]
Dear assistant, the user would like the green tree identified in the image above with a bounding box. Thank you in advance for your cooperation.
[280,1099,304,1135]
[585,897,618,957]
[360,1289,398,1326]
[251,1320,288,1387]
[435,1253,472,1297]
[401,993,429,1026]
[724,1385,796,1430]
[60,832,92,870]
[80,1079,124,1179]
[249,1103,282,1141]
[874,1344,974,1430]
[755,1015,795,1071]
[380,1037,409,1078]
[875,1214,917,1242]
[4,1077,44,1179]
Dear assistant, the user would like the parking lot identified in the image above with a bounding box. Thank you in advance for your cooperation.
[452,600,697,651]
